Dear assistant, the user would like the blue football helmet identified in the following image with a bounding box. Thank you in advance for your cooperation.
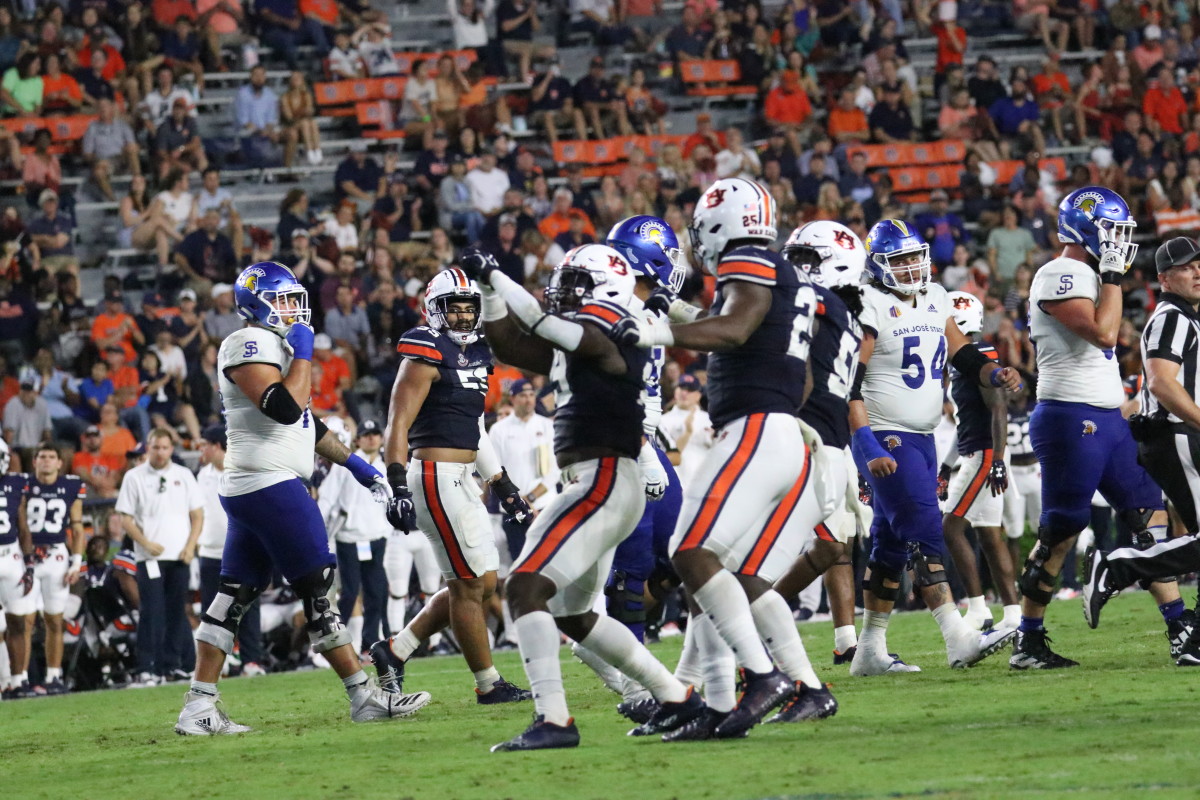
[864,219,930,296]
[1057,186,1138,269]
[606,215,687,292]
[234,261,310,336]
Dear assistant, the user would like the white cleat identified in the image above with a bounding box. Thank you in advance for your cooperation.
[849,648,921,676]
[175,691,253,735]
[948,626,1018,669]
[350,686,432,722]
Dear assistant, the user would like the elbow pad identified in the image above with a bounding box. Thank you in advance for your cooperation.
[312,415,329,442]
[950,343,997,385]
[259,382,303,425]
[849,362,867,402]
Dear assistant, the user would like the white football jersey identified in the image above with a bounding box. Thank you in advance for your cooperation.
[859,283,950,434]
[218,327,317,496]
[1029,256,1124,408]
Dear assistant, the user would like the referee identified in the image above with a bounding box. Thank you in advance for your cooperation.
[1083,236,1200,664]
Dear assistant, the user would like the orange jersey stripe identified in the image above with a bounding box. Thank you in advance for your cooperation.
[423,463,475,579]
[398,343,443,361]
[814,521,836,542]
[717,260,775,280]
[678,414,766,552]
[516,458,617,574]
[580,304,621,324]
[951,450,993,518]
[740,449,810,575]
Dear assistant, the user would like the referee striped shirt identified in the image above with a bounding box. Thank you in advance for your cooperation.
[1140,292,1200,422]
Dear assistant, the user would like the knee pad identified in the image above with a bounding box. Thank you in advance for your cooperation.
[293,565,352,654]
[1118,507,1155,534]
[605,570,646,625]
[647,559,681,602]
[864,560,903,602]
[198,579,263,654]
[909,548,948,589]
[1018,535,1059,605]
[1132,524,1177,587]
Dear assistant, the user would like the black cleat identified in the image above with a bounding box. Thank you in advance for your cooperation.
[766,682,838,723]
[166,668,192,683]
[476,678,532,704]
[1009,629,1079,670]
[10,681,38,699]
[832,646,856,665]
[1167,609,1196,661]
[628,687,705,736]
[42,678,68,696]
[369,639,407,694]
[1175,615,1200,666]
[662,707,744,742]
[491,714,580,752]
[1081,547,1118,629]
[713,668,793,739]
[617,697,659,724]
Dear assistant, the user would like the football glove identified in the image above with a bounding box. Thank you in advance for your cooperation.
[285,322,315,361]
[384,463,417,533]
[858,473,873,507]
[644,287,674,317]
[346,454,391,503]
[987,457,1009,496]
[936,463,951,502]
[638,440,669,501]
[1097,225,1127,276]
[491,468,532,526]
[613,314,673,349]
[20,553,34,596]
[458,246,500,286]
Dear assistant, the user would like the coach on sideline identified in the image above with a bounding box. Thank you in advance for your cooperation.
[115,428,203,686]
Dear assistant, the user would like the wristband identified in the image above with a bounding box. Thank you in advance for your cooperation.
[1100,272,1123,286]
[851,426,890,465]
[69,554,82,572]
[386,462,408,490]
[344,453,376,483]
[668,298,702,323]
[989,367,1004,387]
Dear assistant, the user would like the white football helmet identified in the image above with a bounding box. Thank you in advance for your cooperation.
[782,220,867,289]
[0,437,9,474]
[947,290,984,336]
[425,267,481,346]
[690,177,777,276]
[546,244,637,313]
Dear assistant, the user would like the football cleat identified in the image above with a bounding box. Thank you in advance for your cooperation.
[175,691,253,735]
[962,612,994,632]
[628,687,705,736]
[43,678,68,696]
[713,668,792,739]
[369,639,406,695]
[491,714,580,752]
[1167,609,1196,661]
[350,685,431,722]
[1081,547,1118,629]
[832,646,856,665]
[948,626,1018,669]
[662,707,744,742]
[242,662,267,677]
[1175,618,1200,666]
[476,678,532,705]
[167,668,192,683]
[616,696,659,724]
[9,681,39,699]
[129,672,162,689]
[849,648,921,676]
[766,683,838,723]
[1009,629,1079,669]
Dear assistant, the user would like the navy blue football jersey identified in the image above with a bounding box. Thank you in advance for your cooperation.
[706,246,817,429]
[0,473,28,547]
[549,299,648,458]
[398,326,493,451]
[25,474,85,547]
[799,286,862,449]
[949,341,1000,455]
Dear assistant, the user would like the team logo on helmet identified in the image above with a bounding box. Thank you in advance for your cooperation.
[833,230,857,250]
[638,219,668,247]
[704,187,727,208]
[240,266,266,292]
[1073,191,1105,214]
[952,296,974,311]
[884,435,902,451]
[1082,420,1098,435]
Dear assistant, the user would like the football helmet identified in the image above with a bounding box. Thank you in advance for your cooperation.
[545,244,636,314]
[690,178,777,276]
[1057,186,1138,270]
[947,291,984,336]
[606,215,687,292]
[0,437,9,474]
[234,261,310,336]
[783,220,866,289]
[425,267,481,346]
[864,219,930,296]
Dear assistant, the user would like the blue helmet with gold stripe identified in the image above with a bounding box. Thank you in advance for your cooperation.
[864,219,930,296]
[234,261,310,336]
[1057,186,1138,271]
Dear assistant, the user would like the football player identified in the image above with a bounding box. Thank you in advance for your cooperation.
[849,220,1021,676]
[1014,187,1184,668]
[618,178,833,740]
[940,291,1020,632]
[177,261,431,735]
[22,443,85,695]
[0,440,35,699]
[464,243,704,751]
[371,267,532,705]
[1002,387,1040,572]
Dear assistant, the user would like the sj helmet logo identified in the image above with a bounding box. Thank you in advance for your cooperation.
[240,266,266,292]
[639,220,667,246]
[884,435,902,450]
[1082,420,1098,435]
[1073,191,1104,215]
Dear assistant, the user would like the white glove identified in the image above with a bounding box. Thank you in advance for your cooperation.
[615,314,674,349]
[368,474,393,504]
[638,440,669,501]
[667,297,702,323]
[1097,223,1128,276]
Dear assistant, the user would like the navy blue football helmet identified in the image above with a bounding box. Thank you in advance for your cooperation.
[864,219,930,296]
[1057,186,1138,270]
[606,215,687,292]
[234,261,310,336]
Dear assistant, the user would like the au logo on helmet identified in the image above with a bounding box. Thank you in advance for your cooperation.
[705,187,726,208]
[240,266,266,292]
[833,230,856,250]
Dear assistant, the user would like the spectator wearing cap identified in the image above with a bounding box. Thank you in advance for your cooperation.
[136,291,169,342]
[167,288,207,364]
[27,189,78,275]
[1144,64,1189,139]
[154,96,207,183]
[204,283,242,342]
[73,424,124,499]
[531,65,587,147]
[255,0,330,70]
[310,332,353,416]
[82,98,141,181]
[658,373,712,491]
[466,151,511,219]
[488,378,559,559]
[234,66,284,169]
[317,419,390,650]
[574,57,632,140]
[373,173,423,246]
[869,81,916,144]
[92,290,144,365]
[1133,24,1165,76]
[986,77,1045,158]
[538,188,596,241]
[760,128,801,183]
[3,372,51,457]
[174,208,238,291]
[682,112,726,159]
[915,189,967,270]
[194,423,266,675]
[335,142,382,216]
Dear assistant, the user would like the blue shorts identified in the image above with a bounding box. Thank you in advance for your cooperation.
[612,447,681,582]
[219,478,335,588]
[853,430,943,573]
[1030,400,1163,535]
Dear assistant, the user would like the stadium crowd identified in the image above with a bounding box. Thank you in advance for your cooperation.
[0,0,1195,695]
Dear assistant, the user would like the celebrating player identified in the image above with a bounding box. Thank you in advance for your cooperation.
[849,220,1021,676]
[371,267,532,705]
[465,243,704,751]
[177,261,430,735]
[1014,187,1185,668]
[940,291,1021,632]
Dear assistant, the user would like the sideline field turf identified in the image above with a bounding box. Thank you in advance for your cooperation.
[3,594,1199,800]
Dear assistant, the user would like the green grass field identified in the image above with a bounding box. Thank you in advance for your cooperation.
[4,594,1200,800]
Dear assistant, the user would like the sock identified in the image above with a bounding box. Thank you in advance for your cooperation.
[673,615,704,688]
[1020,616,1045,633]
[189,679,218,698]
[579,615,686,704]
[342,669,370,697]
[13,671,27,686]
[515,611,570,726]
[387,594,407,633]
[619,674,651,704]
[931,602,972,646]
[572,642,625,693]
[389,628,421,661]
[858,610,890,652]
[693,570,775,674]
[1160,598,1185,623]
[967,595,989,618]
[0,642,10,689]
[750,591,821,688]
[348,615,364,655]
[1002,604,1021,629]
[45,666,62,681]
[833,625,858,654]
[473,665,501,692]
[692,612,736,713]
[501,599,517,644]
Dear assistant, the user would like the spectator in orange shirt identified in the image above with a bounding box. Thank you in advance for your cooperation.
[764,70,813,152]
[537,188,597,240]
[1132,25,1165,76]
[196,0,250,68]
[1031,51,1074,143]
[310,333,352,415]
[96,401,137,460]
[299,0,341,42]
[91,291,144,365]
[827,87,870,145]
[932,4,967,91]
[682,112,726,159]
[76,28,127,85]
[73,424,125,498]
[1143,64,1189,138]
[152,0,198,29]
[103,345,151,440]
[485,363,526,413]
[40,53,82,115]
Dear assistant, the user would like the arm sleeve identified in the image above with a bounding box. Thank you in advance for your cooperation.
[1143,310,1188,363]
[475,416,502,480]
